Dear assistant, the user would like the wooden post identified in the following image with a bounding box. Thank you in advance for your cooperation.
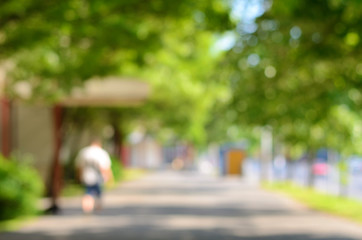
[1,98,11,157]
[113,124,121,159]
[118,128,129,167]
[121,144,128,167]
[48,105,63,213]
[113,123,128,167]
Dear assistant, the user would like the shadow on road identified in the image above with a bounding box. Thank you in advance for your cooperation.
[1,228,360,240]
[1,203,357,240]
[56,204,303,218]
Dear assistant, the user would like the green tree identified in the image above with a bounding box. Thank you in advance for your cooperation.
[218,0,362,185]
[0,0,233,101]
[0,0,237,149]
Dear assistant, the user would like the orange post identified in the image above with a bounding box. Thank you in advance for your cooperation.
[226,150,245,175]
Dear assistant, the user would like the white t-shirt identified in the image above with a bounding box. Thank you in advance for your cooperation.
[76,145,112,185]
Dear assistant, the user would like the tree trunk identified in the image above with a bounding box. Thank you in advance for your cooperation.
[1,98,11,157]
[113,124,121,159]
[47,105,63,214]
[112,123,129,167]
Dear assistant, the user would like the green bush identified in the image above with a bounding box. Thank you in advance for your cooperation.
[0,155,44,221]
[110,156,124,182]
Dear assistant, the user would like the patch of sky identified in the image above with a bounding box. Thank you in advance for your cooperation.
[231,0,266,23]
[212,31,237,53]
[212,0,268,54]
[290,26,302,39]
[232,0,268,34]
[247,53,260,66]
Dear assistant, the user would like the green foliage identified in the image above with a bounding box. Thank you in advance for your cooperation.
[59,28,236,147]
[134,31,231,146]
[0,155,44,221]
[0,0,236,148]
[110,156,123,182]
[219,0,362,154]
[0,0,233,102]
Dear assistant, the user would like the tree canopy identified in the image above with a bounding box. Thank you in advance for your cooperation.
[4,0,362,154]
[0,0,232,100]
[0,0,238,146]
[219,0,362,155]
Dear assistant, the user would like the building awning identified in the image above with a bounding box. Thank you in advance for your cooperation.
[1,75,151,107]
[59,77,151,107]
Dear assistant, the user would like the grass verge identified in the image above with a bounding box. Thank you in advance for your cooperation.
[263,181,362,224]
[0,214,40,232]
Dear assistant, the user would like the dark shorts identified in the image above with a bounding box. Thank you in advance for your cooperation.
[85,184,102,198]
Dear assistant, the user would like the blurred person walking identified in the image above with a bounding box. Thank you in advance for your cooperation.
[75,139,113,213]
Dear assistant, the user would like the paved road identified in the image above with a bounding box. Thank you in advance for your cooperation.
[2,170,362,240]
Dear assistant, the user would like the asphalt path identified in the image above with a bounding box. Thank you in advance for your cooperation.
[2,170,362,240]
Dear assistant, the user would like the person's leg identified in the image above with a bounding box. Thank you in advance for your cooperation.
[82,185,96,213]
[94,184,103,211]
